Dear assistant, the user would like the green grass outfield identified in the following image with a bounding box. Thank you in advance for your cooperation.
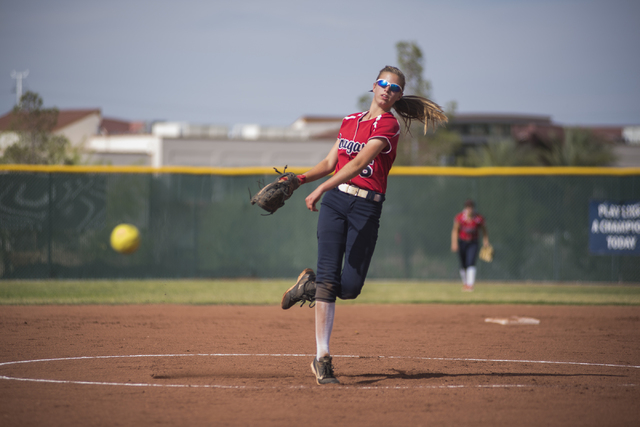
[0,280,639,305]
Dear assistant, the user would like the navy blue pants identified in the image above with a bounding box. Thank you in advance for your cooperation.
[315,188,384,303]
[458,239,479,269]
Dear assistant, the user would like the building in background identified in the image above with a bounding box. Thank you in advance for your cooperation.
[0,109,103,154]
[0,109,146,162]
[446,113,563,165]
[448,113,640,166]
[588,125,640,167]
[448,114,563,147]
[87,116,341,168]
[1,109,639,167]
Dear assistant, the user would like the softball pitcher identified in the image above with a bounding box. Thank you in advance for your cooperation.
[280,65,447,385]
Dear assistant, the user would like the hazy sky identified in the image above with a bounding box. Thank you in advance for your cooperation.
[1,0,639,127]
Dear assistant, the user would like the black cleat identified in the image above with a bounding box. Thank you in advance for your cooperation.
[310,356,340,385]
[281,268,316,309]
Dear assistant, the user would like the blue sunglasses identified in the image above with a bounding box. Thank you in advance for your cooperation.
[375,79,403,93]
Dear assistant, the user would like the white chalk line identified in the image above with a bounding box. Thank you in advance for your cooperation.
[0,375,546,390]
[0,353,637,391]
[381,356,640,370]
[2,353,638,371]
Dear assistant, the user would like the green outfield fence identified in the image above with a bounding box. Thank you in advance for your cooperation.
[1,165,639,282]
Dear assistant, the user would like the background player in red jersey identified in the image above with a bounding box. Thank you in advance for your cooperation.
[451,199,490,292]
[280,65,447,385]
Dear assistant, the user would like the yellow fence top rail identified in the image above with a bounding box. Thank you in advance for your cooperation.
[389,166,640,176]
[1,164,640,176]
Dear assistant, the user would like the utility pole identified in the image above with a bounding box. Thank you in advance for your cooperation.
[11,69,29,105]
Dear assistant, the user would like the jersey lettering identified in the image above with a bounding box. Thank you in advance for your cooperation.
[338,138,364,155]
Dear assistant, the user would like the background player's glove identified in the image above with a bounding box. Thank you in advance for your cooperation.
[250,167,301,215]
[479,244,494,262]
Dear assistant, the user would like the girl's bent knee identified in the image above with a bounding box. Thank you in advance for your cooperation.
[340,290,361,300]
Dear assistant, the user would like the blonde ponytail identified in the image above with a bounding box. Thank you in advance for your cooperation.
[393,95,448,134]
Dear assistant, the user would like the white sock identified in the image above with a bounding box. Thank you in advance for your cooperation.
[459,269,466,285]
[467,266,477,287]
[315,301,335,359]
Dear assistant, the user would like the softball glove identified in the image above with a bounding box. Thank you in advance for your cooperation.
[250,167,301,215]
[479,244,494,262]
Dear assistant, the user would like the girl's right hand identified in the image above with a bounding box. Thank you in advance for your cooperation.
[305,187,324,212]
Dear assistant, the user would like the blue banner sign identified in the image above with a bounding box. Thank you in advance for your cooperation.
[589,200,640,255]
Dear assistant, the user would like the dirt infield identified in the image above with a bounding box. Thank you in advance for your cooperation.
[1,304,639,426]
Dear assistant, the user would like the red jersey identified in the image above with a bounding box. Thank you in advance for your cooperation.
[335,111,400,194]
[455,212,485,241]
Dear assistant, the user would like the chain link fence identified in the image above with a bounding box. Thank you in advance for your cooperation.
[1,166,639,282]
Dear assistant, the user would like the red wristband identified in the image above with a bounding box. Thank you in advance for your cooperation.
[297,174,307,184]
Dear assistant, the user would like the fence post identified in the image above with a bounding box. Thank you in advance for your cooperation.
[48,172,53,278]
[192,201,198,277]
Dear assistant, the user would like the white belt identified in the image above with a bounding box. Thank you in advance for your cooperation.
[337,183,383,202]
